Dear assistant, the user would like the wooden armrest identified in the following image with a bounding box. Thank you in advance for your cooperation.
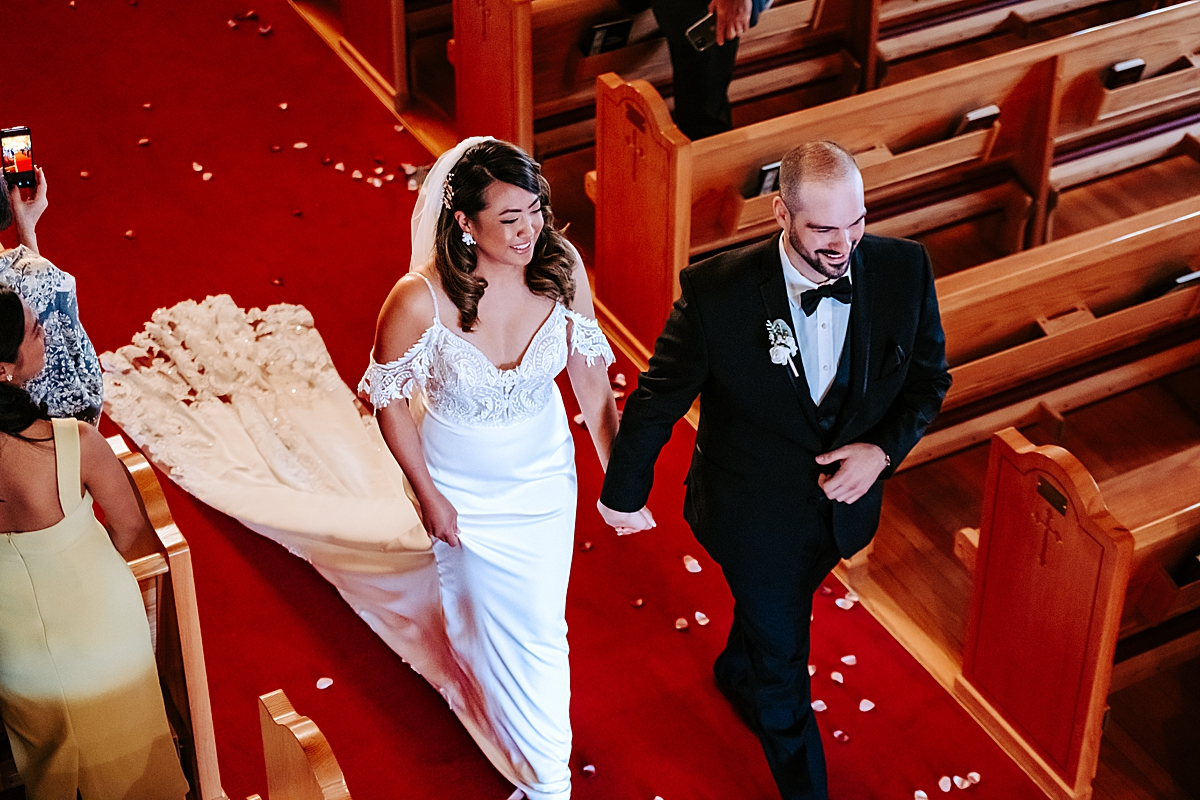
[258,690,352,800]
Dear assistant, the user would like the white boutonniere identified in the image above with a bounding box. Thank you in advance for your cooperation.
[766,318,799,377]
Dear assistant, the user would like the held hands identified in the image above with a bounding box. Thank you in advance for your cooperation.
[815,443,889,505]
[709,0,753,46]
[9,167,48,252]
[416,488,461,547]
[597,500,656,536]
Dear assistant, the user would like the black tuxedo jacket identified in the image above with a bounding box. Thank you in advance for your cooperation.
[600,233,951,565]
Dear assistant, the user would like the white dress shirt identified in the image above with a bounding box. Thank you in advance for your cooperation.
[779,235,852,405]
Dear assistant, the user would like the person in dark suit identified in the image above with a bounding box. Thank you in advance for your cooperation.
[650,0,769,139]
[597,141,951,799]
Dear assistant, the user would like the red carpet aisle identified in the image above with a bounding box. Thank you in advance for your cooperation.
[6,2,1043,798]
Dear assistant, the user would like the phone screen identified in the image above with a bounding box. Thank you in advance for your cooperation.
[1,129,35,187]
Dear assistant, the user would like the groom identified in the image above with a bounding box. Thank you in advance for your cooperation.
[598,141,951,799]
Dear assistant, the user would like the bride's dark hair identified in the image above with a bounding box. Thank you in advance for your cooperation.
[0,288,50,440]
[434,140,576,332]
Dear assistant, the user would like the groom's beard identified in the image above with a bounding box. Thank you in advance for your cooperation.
[787,228,857,281]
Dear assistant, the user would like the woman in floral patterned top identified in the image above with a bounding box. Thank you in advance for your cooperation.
[0,169,103,422]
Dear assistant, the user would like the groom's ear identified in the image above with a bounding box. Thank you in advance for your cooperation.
[772,194,790,231]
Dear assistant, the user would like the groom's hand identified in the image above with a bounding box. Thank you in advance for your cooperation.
[815,443,888,504]
[597,500,656,535]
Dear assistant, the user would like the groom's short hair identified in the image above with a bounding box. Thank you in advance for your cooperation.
[778,141,859,212]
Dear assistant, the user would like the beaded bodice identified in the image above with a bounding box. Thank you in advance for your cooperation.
[359,274,614,427]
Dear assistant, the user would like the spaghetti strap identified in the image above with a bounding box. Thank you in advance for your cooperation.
[51,418,83,517]
[414,272,441,324]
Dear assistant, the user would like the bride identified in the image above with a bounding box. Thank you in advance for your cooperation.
[359,137,637,798]
[101,137,650,800]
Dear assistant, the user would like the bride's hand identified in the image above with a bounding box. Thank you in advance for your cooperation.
[417,489,461,547]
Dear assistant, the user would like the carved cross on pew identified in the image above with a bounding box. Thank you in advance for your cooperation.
[1032,506,1063,567]
[625,128,645,183]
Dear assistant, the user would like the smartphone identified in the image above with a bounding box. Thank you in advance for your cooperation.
[1,127,35,189]
[686,12,719,52]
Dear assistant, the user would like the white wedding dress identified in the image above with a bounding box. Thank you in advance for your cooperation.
[361,273,613,798]
[102,282,613,799]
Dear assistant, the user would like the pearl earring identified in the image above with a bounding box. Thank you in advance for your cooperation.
[462,231,476,246]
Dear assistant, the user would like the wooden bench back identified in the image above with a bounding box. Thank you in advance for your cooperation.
[247,690,352,800]
[109,434,226,800]
[957,426,1134,800]
[936,195,1200,410]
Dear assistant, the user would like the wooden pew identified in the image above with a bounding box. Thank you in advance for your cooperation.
[246,690,352,800]
[874,0,1167,85]
[591,52,1055,346]
[591,0,1200,351]
[905,195,1200,467]
[955,420,1200,800]
[449,0,866,156]
[111,433,228,800]
[0,435,227,800]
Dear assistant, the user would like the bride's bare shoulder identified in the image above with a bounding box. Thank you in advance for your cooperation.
[374,268,440,360]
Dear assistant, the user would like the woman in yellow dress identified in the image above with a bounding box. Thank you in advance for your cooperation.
[0,286,188,800]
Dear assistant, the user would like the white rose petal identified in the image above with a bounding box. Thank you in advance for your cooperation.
[316,677,333,690]
[858,699,874,712]
[939,776,952,793]
[811,699,827,712]
[831,671,843,683]
[841,655,857,666]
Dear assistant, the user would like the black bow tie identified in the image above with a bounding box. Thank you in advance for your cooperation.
[799,276,852,316]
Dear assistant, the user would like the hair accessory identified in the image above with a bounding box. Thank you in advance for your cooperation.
[442,172,455,208]
[410,136,494,270]
[5,375,11,382]
[462,231,476,246]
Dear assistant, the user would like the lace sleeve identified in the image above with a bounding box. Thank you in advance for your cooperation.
[358,328,434,410]
[564,309,615,368]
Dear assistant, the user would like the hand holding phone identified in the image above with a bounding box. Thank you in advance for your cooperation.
[6,166,48,253]
[685,12,719,51]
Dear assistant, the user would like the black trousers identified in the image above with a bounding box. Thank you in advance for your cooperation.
[710,499,843,800]
[649,0,740,140]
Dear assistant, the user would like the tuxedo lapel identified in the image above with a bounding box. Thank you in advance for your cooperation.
[832,247,873,444]
[757,236,821,433]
